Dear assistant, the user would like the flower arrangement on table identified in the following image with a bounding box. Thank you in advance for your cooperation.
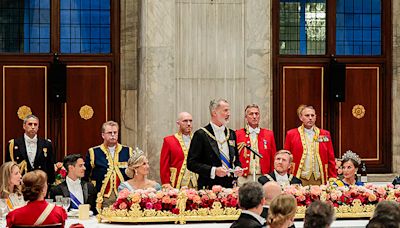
[284,183,400,218]
[100,185,240,224]
[53,162,67,186]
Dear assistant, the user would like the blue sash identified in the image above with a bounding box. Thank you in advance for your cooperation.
[70,192,82,209]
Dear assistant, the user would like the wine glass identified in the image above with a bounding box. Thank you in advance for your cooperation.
[61,197,70,212]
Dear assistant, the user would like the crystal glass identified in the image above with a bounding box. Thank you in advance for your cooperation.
[61,197,70,212]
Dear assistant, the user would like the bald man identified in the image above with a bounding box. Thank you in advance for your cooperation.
[261,181,282,218]
[160,112,198,189]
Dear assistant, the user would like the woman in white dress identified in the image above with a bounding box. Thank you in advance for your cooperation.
[118,148,162,192]
[0,161,25,211]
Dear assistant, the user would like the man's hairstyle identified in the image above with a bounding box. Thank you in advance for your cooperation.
[297,104,315,117]
[303,200,335,228]
[275,149,294,163]
[23,114,39,125]
[244,104,260,114]
[209,98,228,115]
[238,181,264,210]
[63,154,83,173]
[101,120,119,133]
[372,201,400,224]
[367,215,400,228]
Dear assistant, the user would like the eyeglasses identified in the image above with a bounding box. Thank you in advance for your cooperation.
[104,131,118,136]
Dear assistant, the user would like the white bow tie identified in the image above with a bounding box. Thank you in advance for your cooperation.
[26,138,37,144]
[249,127,260,134]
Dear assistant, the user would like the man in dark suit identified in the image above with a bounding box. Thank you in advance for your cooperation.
[6,114,55,184]
[50,154,98,215]
[188,99,243,189]
[258,150,302,187]
[231,181,265,228]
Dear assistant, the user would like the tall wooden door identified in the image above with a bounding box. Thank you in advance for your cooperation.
[276,63,389,173]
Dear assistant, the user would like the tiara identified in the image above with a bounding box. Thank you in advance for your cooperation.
[342,150,361,165]
[131,147,145,163]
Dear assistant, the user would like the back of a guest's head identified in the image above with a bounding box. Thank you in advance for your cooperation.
[303,200,335,228]
[372,201,400,224]
[0,161,21,197]
[238,181,264,210]
[367,215,400,228]
[267,194,297,228]
[22,170,47,202]
[263,181,282,205]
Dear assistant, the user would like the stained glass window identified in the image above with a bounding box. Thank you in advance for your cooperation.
[279,0,326,55]
[60,0,111,54]
[336,0,381,55]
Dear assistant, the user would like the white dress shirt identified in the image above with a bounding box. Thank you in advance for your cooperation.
[210,122,230,179]
[24,134,37,167]
[108,145,116,158]
[274,170,290,187]
[182,134,191,149]
[66,176,84,205]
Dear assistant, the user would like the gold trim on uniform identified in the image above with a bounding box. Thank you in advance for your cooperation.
[174,133,197,189]
[8,139,28,175]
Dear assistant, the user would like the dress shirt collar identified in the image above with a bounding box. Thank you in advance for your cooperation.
[248,126,260,134]
[210,122,225,133]
[241,210,266,225]
[274,170,289,181]
[66,176,81,186]
[304,127,315,136]
[24,134,37,143]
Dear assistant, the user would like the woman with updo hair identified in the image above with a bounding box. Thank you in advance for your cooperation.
[118,149,161,192]
[6,170,67,227]
[0,161,24,210]
[267,194,297,228]
[334,150,364,187]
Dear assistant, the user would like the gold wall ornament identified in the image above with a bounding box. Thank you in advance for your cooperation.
[352,104,366,119]
[79,105,94,120]
[17,105,32,120]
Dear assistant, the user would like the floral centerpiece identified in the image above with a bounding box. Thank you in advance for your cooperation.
[53,162,67,186]
[284,183,400,218]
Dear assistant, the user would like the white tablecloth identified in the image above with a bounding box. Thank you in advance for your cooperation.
[66,217,370,228]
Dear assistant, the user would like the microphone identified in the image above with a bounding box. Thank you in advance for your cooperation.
[244,145,263,159]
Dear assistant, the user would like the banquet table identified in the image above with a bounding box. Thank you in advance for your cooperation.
[66,217,370,228]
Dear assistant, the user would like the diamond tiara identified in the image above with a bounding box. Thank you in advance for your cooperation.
[342,150,361,165]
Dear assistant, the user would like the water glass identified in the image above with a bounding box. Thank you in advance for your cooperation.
[61,197,71,212]
[55,195,63,203]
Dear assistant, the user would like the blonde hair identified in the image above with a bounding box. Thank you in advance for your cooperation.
[297,104,315,117]
[275,150,294,163]
[0,162,21,198]
[125,154,148,178]
[101,121,119,133]
[267,194,297,228]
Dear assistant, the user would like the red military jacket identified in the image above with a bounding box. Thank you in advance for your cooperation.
[284,125,337,184]
[160,133,196,188]
[236,127,277,177]
[7,200,67,227]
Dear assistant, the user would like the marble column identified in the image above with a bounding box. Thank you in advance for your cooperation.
[392,0,400,175]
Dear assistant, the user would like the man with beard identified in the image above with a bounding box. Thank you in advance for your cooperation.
[187,99,243,189]
[160,112,198,189]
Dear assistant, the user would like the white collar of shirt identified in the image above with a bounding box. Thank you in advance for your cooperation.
[210,122,225,133]
[182,134,191,148]
[274,170,289,182]
[108,145,116,158]
[241,210,266,225]
[24,134,38,144]
[304,127,315,136]
[66,176,84,204]
[248,126,260,134]
[66,176,81,186]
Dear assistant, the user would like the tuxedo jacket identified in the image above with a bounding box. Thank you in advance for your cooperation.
[230,213,264,228]
[187,124,241,189]
[258,171,302,186]
[6,136,55,184]
[49,180,98,215]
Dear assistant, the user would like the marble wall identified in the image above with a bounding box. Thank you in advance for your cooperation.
[120,0,399,181]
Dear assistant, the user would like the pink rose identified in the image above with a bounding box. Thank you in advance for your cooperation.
[153,202,162,210]
[131,193,141,203]
[156,191,164,199]
[376,187,386,196]
[212,185,222,193]
[170,198,177,205]
[145,202,153,209]
[296,195,306,202]
[310,186,322,196]
[162,196,171,204]
[119,202,127,209]
[118,188,130,199]
[368,194,377,202]
[193,195,201,204]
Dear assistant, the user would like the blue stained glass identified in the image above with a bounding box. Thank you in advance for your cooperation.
[362,15,371,27]
[353,42,362,54]
[40,10,50,23]
[81,10,90,25]
[337,0,345,13]
[100,11,110,24]
[362,30,371,41]
[92,0,100,9]
[371,44,380,55]
[345,14,354,26]
[336,29,344,40]
[71,25,81,39]
[363,0,372,13]
[100,0,110,9]
[91,27,100,39]
[71,42,80,53]
[39,39,49,52]
[100,27,110,39]
[30,0,40,8]
[39,0,50,9]
[336,14,344,27]
[344,1,354,13]
[40,25,49,37]
[81,1,90,9]
[363,45,371,55]
[371,29,380,41]
[60,0,71,9]
[60,40,71,52]
[371,0,380,13]
[24,26,30,38]
[60,10,71,24]
[91,42,100,53]
[81,26,91,38]
[81,39,91,53]
[24,38,30,52]
[30,25,40,38]
[71,0,81,9]
[100,43,110,53]
[353,0,363,13]
[371,14,380,27]
[345,30,353,40]
[31,9,39,23]
[91,10,100,24]
[23,9,30,23]
[71,10,81,24]
[60,26,71,38]
[354,14,362,27]
[354,30,362,41]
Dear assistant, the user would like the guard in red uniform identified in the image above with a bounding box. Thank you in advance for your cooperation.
[160,112,197,189]
[284,105,336,185]
[236,104,277,186]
